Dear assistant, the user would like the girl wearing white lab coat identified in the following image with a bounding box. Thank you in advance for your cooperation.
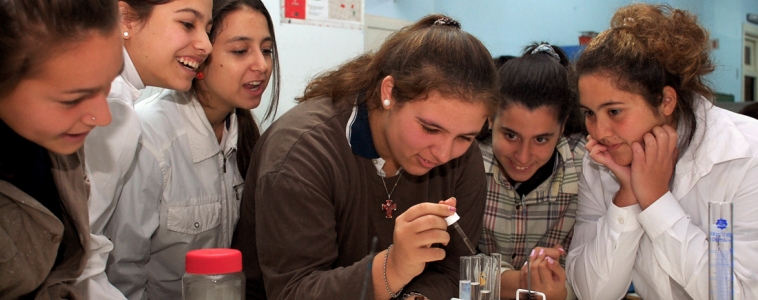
[103,1,280,299]
[565,4,758,300]
[79,0,212,298]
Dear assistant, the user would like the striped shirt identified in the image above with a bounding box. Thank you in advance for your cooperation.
[478,133,586,271]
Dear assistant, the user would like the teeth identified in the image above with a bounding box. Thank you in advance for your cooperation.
[177,57,199,70]
[512,162,528,170]
[246,81,262,86]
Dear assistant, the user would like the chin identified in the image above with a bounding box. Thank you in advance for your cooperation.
[47,144,82,155]
[170,77,194,92]
[610,154,632,166]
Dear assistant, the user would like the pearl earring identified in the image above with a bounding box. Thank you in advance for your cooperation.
[92,117,96,121]
[383,99,391,107]
[123,32,129,37]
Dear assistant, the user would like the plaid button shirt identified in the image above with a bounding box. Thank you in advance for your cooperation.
[478,133,586,271]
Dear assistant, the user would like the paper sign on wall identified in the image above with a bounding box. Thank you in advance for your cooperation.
[282,0,363,29]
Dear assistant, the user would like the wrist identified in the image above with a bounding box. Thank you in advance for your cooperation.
[402,292,427,300]
[613,187,637,207]
[383,245,405,298]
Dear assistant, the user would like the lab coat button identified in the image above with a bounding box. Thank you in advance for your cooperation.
[194,222,200,228]
[372,159,378,164]
[618,218,624,224]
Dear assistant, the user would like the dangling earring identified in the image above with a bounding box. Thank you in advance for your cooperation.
[195,72,204,80]
[383,99,391,108]
[123,32,129,37]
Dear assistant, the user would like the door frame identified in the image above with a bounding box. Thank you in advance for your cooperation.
[742,23,758,102]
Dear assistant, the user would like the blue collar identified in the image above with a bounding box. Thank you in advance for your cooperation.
[348,101,380,159]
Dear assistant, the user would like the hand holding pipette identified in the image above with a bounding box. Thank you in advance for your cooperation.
[387,197,459,285]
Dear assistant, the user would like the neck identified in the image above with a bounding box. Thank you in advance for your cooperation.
[367,107,399,175]
[197,89,234,143]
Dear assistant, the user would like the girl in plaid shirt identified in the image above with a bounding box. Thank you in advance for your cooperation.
[477,43,586,300]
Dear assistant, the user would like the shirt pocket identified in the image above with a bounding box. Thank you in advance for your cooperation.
[166,202,221,234]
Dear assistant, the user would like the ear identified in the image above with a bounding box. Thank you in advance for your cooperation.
[660,86,678,117]
[119,1,137,39]
[379,75,394,109]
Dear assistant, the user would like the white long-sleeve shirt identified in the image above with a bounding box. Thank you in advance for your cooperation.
[566,98,758,300]
[104,89,244,300]
[75,48,144,300]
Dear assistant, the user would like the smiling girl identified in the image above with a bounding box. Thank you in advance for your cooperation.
[565,4,758,300]
[477,43,585,300]
[81,0,213,298]
[102,0,279,299]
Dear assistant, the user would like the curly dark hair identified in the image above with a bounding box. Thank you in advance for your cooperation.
[574,3,715,147]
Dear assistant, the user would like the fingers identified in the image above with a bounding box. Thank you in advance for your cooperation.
[551,244,566,256]
[585,135,598,151]
[536,247,562,261]
[398,202,456,223]
[438,197,457,208]
[537,257,553,285]
[545,257,566,283]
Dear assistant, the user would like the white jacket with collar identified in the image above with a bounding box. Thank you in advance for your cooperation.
[104,89,244,300]
[566,97,758,300]
[76,48,144,300]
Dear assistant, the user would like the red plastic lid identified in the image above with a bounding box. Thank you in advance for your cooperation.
[185,248,242,274]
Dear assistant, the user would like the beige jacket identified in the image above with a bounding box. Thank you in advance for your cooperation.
[0,150,90,300]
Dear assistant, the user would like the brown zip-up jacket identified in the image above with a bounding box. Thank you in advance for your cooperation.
[0,149,90,300]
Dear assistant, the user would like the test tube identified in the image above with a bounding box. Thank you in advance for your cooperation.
[709,202,733,300]
[491,253,502,300]
[460,256,472,300]
[479,256,493,300]
[470,256,481,300]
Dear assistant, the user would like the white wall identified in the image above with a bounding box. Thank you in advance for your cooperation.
[364,0,758,102]
[255,0,366,128]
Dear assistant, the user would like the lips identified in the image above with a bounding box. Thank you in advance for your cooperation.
[417,155,439,169]
[243,81,263,91]
[606,143,622,151]
[508,159,532,172]
[61,131,90,143]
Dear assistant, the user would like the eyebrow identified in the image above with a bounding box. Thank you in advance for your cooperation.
[580,101,625,111]
[226,36,272,44]
[63,62,124,94]
[418,117,480,137]
[175,8,210,23]
[501,126,556,139]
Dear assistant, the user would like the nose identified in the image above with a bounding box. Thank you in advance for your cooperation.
[195,31,212,58]
[515,142,530,164]
[591,116,612,140]
[249,49,269,73]
[430,138,453,164]
[83,93,112,127]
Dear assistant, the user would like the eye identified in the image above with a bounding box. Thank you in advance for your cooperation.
[422,125,439,134]
[181,21,195,30]
[458,136,473,142]
[262,48,274,56]
[231,49,248,55]
[60,97,85,107]
[608,109,621,116]
[505,132,517,140]
[535,137,549,144]
[582,109,594,117]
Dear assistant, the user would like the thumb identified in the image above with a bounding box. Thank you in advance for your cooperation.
[439,197,457,208]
